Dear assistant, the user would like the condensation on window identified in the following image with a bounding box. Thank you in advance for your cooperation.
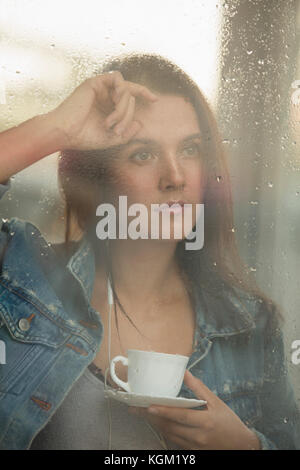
[217,0,300,401]
[0,0,299,416]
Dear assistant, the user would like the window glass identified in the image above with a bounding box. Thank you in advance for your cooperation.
[0,0,299,451]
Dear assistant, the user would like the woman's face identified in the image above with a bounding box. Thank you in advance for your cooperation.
[102,94,206,242]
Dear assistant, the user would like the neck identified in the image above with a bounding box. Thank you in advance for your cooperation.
[97,238,182,307]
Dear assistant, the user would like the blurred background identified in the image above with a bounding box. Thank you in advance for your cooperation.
[0,0,299,404]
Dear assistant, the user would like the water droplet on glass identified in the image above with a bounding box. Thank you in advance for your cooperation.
[246,50,253,55]
[1,218,8,223]
[268,182,273,188]
[258,59,264,65]
[250,267,257,272]
[296,191,299,196]
[216,176,222,182]
[283,417,288,424]
[222,139,230,144]
[231,227,235,232]
[250,201,259,205]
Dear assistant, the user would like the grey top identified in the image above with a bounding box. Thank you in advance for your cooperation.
[30,365,181,450]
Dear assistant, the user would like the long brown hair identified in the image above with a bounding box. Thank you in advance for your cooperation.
[58,52,282,336]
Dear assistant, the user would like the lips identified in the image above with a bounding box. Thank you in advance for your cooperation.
[154,200,186,213]
[167,200,185,207]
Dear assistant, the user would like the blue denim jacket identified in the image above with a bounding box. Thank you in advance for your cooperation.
[0,181,299,450]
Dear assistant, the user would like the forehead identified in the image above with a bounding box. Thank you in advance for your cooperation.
[133,94,201,141]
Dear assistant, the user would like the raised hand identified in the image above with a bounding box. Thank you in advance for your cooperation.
[50,71,158,151]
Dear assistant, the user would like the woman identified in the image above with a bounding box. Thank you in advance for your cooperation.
[0,53,299,450]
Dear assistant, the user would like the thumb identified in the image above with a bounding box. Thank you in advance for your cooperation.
[183,369,216,404]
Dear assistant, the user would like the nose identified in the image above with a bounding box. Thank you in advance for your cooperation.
[158,153,186,192]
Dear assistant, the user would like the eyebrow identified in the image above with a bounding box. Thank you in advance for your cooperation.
[123,133,202,148]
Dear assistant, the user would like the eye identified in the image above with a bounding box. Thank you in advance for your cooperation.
[182,143,201,157]
[130,150,153,162]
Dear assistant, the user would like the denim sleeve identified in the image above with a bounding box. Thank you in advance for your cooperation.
[250,305,300,450]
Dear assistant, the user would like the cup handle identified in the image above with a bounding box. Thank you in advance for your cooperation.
[110,355,130,392]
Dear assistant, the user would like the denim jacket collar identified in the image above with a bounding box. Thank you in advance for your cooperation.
[2,218,256,339]
[66,235,95,304]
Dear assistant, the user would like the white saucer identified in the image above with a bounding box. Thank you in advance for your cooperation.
[104,388,207,408]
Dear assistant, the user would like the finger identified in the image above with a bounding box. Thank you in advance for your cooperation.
[144,414,204,450]
[112,81,158,107]
[183,370,215,404]
[146,405,208,428]
[90,71,124,104]
[114,95,136,135]
[160,431,199,451]
[126,82,158,102]
[100,71,126,113]
[105,81,158,130]
[111,83,124,105]
[87,72,125,117]
[100,70,125,91]
[104,87,129,129]
[99,72,158,107]
[105,90,131,130]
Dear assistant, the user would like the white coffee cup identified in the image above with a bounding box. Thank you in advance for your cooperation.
[110,349,189,396]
